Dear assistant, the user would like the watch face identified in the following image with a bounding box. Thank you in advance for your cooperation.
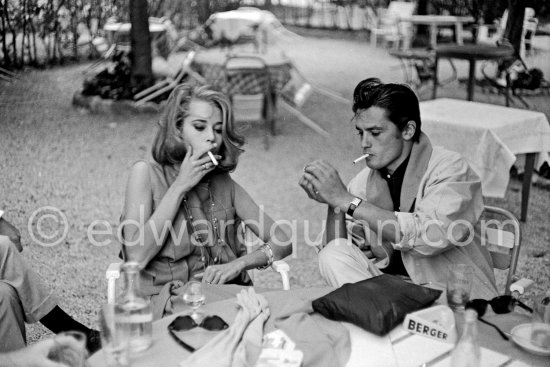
[347,198,362,216]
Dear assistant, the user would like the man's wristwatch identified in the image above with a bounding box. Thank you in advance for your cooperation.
[346,197,363,217]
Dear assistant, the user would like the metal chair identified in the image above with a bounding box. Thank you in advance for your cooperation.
[366,2,416,49]
[0,67,18,83]
[222,54,273,149]
[476,7,539,59]
[133,51,206,105]
[481,205,529,295]
[389,48,457,93]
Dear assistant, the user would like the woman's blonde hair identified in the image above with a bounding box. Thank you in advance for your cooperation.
[152,83,244,172]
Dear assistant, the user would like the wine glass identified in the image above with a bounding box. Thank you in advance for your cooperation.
[183,280,205,321]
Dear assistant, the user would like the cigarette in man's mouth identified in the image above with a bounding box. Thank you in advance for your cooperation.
[207,151,218,166]
[353,153,370,164]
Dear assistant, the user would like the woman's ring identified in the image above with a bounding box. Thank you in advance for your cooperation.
[314,190,319,195]
[202,163,208,170]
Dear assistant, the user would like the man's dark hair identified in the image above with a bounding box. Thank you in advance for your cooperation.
[352,78,421,142]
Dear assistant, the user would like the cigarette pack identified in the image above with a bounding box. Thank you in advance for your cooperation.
[255,329,303,367]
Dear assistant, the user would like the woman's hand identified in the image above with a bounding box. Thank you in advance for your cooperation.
[202,260,245,285]
[1,337,83,367]
[172,145,221,193]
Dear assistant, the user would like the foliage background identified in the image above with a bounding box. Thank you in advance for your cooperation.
[3,0,550,67]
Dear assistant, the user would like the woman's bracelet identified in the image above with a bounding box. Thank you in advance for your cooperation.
[256,244,274,270]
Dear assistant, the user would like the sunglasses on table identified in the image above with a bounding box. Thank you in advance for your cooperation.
[168,315,229,352]
[465,295,533,341]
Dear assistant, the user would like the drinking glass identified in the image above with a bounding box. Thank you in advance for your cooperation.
[531,294,550,349]
[47,331,87,367]
[446,264,473,311]
[99,304,130,367]
[183,280,205,321]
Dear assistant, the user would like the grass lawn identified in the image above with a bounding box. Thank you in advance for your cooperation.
[0,27,549,343]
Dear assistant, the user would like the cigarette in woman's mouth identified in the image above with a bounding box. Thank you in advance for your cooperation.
[207,151,218,166]
[353,153,370,164]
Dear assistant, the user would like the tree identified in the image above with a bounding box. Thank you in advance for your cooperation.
[129,0,153,91]
[503,0,526,56]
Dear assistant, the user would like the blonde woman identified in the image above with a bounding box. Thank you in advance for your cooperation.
[121,84,291,302]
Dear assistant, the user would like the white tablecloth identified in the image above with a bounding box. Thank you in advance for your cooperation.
[208,8,282,42]
[88,286,547,367]
[420,98,550,197]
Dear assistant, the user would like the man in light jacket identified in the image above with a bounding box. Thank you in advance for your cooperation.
[299,78,498,300]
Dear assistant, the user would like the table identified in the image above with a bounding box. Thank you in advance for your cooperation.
[420,98,550,221]
[88,285,548,367]
[191,49,292,96]
[103,22,167,45]
[192,49,292,142]
[400,15,474,49]
[432,44,515,105]
[190,49,330,140]
[207,8,281,45]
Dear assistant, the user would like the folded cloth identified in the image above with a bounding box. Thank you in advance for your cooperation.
[312,274,442,336]
[232,291,270,367]
[259,288,351,367]
[276,313,351,367]
[179,288,269,367]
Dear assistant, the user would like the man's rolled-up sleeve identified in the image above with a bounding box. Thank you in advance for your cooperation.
[393,157,484,257]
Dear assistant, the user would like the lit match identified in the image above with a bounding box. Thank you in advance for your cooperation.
[353,153,370,164]
[207,151,218,166]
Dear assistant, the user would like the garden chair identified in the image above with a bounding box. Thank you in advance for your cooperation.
[481,205,532,296]
[222,54,273,149]
[106,224,291,304]
[477,7,538,59]
[388,48,457,93]
[278,61,336,138]
[366,1,416,49]
[133,51,206,106]
[0,67,18,83]
[478,52,549,109]
[74,19,110,58]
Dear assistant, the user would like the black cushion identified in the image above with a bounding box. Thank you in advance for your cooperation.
[312,274,442,336]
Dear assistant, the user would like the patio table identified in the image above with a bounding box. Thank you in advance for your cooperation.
[103,21,167,45]
[191,48,292,140]
[431,44,515,105]
[191,48,292,95]
[207,8,281,45]
[190,49,330,139]
[88,284,547,367]
[400,15,474,49]
[420,98,550,221]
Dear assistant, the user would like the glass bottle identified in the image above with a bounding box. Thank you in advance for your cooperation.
[117,261,153,353]
[450,309,481,367]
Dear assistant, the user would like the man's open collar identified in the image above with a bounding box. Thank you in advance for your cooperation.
[400,132,433,212]
[365,132,433,212]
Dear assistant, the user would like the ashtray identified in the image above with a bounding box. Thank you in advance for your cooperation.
[510,323,550,356]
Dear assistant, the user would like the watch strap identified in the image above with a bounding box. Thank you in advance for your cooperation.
[346,197,363,217]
